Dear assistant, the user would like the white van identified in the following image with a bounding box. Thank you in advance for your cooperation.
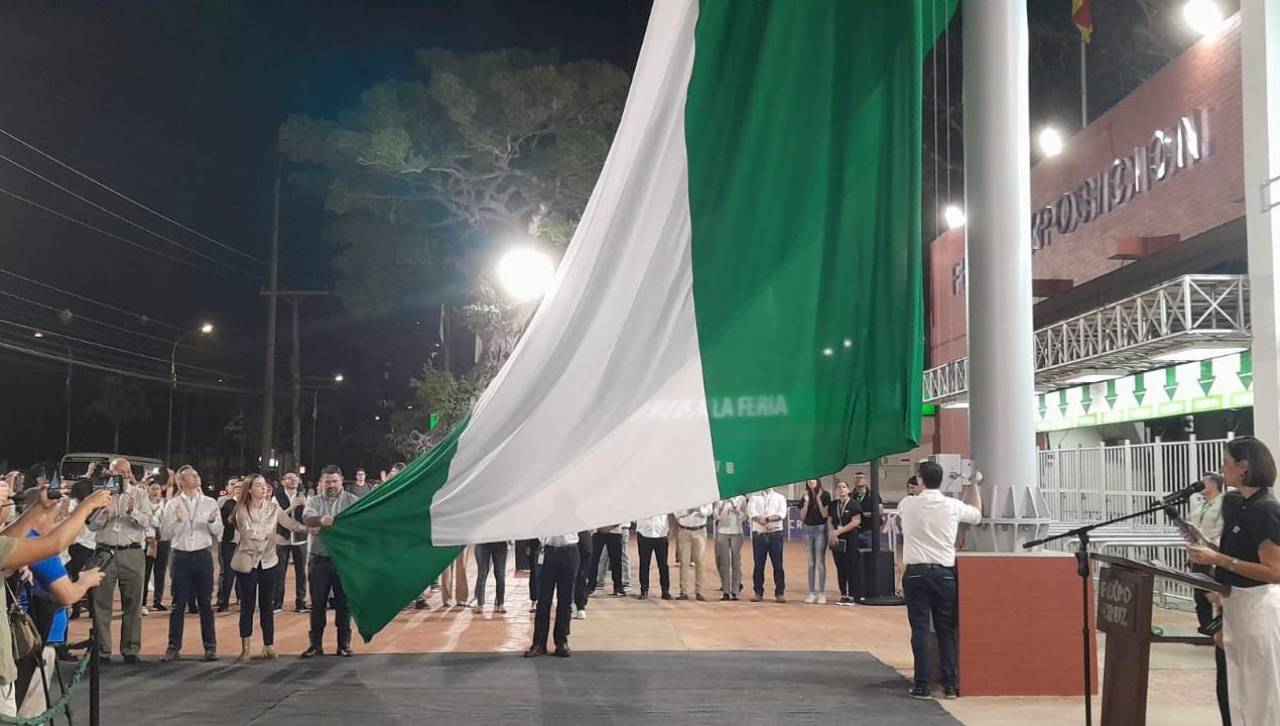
[59,452,166,483]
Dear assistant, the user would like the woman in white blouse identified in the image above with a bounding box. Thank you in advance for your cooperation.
[231,475,286,662]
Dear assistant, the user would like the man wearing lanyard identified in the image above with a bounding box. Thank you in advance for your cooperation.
[158,466,224,662]
[674,504,712,601]
[898,461,983,700]
[526,531,580,659]
[746,488,788,603]
[301,465,359,658]
[86,457,153,664]
[273,472,310,613]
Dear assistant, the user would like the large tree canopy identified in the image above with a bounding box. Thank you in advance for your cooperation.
[281,49,629,315]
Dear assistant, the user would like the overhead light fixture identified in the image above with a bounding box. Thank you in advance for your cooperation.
[1062,371,1124,386]
[1151,344,1247,363]
[1182,0,1224,38]
[1038,127,1064,157]
[943,205,966,230]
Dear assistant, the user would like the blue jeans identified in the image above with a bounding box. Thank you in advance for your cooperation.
[751,532,785,597]
[802,524,828,593]
[903,564,959,689]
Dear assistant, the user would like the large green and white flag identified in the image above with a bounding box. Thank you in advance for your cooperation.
[327,0,951,641]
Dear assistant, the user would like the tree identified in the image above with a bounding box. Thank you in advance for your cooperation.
[280,48,629,316]
[88,376,150,453]
[388,364,481,459]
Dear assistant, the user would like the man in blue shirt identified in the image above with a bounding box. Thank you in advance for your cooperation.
[14,486,104,718]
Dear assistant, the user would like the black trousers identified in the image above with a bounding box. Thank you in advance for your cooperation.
[149,540,171,607]
[167,550,217,652]
[237,565,278,645]
[274,543,308,609]
[308,555,350,650]
[574,532,593,611]
[66,543,94,615]
[216,540,239,606]
[832,538,856,597]
[532,545,580,649]
[589,532,623,593]
[637,534,670,595]
[904,564,958,689]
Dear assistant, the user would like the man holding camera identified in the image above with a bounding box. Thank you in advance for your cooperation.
[86,457,153,665]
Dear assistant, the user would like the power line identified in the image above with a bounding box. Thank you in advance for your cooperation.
[0,266,185,333]
[0,152,262,278]
[0,186,257,283]
[0,123,268,266]
[0,317,241,379]
[0,287,176,346]
[0,337,255,395]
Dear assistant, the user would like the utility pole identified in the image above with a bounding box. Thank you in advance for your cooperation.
[261,290,328,472]
[260,155,281,471]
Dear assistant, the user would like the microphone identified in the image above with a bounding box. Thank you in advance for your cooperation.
[1162,480,1205,503]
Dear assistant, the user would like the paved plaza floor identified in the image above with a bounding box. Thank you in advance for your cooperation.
[59,541,1219,724]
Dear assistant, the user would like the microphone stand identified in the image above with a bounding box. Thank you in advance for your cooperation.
[1022,493,1194,726]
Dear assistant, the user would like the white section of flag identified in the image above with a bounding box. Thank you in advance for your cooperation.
[427,0,720,545]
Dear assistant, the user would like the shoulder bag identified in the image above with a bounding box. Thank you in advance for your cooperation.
[6,579,42,664]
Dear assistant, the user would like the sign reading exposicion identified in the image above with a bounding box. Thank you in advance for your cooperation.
[1031,108,1211,251]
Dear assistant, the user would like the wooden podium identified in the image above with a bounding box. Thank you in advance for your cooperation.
[1091,554,1229,726]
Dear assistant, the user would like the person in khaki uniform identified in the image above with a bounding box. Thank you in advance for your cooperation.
[87,458,153,664]
[674,504,712,601]
[0,481,112,717]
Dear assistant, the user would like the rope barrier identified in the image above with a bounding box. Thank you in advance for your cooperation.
[0,654,91,725]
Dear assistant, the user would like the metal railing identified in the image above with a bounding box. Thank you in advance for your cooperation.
[1037,436,1229,605]
[923,274,1251,402]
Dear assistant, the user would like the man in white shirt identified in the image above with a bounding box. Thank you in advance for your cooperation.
[1187,471,1227,630]
[158,466,224,662]
[898,461,983,701]
[635,514,672,600]
[714,497,747,601]
[746,489,788,603]
[527,532,580,658]
[674,504,712,601]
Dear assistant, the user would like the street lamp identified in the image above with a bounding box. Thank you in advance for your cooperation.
[1038,127,1064,157]
[167,322,214,464]
[496,248,555,301]
[35,331,73,453]
[310,374,344,478]
[1183,0,1223,37]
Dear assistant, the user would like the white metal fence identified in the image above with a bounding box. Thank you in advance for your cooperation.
[1037,437,1229,606]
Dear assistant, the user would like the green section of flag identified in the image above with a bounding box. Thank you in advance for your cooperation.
[686,0,949,496]
[321,417,468,642]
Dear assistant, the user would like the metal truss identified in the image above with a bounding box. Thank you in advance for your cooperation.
[923,274,1251,403]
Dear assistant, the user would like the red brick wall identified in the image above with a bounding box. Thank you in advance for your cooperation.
[927,16,1245,454]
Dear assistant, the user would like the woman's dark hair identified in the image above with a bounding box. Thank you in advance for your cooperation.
[1225,436,1277,489]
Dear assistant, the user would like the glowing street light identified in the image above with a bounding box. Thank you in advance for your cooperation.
[333,373,345,383]
[1183,0,1223,37]
[32,331,43,338]
[943,205,966,230]
[1038,127,1064,157]
[199,321,215,335]
[496,248,555,301]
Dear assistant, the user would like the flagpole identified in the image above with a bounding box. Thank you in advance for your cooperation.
[1080,36,1088,128]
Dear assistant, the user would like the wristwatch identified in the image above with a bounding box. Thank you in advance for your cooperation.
[1228,557,1239,572]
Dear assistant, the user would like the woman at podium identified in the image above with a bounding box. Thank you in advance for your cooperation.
[1189,436,1280,726]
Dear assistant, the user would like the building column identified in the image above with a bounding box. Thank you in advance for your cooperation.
[1243,0,1280,450]
[963,0,1039,548]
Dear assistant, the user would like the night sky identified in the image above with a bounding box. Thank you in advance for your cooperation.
[0,0,1213,474]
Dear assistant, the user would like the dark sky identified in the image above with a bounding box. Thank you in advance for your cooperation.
[0,0,1218,471]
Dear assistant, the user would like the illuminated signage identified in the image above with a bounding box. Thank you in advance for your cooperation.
[1030,108,1211,250]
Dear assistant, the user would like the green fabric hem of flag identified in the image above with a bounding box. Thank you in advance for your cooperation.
[320,415,469,642]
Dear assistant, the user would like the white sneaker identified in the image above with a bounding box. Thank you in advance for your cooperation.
[803,593,816,604]
[817,594,827,605]
[141,606,149,616]
[575,609,587,620]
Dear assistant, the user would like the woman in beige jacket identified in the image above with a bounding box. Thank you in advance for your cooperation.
[232,475,291,662]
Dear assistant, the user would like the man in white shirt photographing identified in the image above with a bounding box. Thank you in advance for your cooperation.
[898,460,983,701]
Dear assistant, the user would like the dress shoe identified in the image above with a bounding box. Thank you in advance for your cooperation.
[731,594,740,601]
[337,647,354,657]
[216,604,229,613]
[661,592,673,601]
[301,646,323,658]
[553,645,571,658]
[123,654,141,665]
[720,594,731,601]
[161,648,180,663]
[414,598,428,610]
[775,595,787,604]
[153,604,169,612]
[675,594,689,601]
[637,591,648,600]
[695,594,707,602]
[524,645,548,658]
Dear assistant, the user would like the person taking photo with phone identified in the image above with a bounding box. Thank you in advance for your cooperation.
[85,457,153,665]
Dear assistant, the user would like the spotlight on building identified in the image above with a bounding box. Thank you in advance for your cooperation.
[1038,127,1064,157]
[1183,0,1224,38]
[943,205,966,230]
